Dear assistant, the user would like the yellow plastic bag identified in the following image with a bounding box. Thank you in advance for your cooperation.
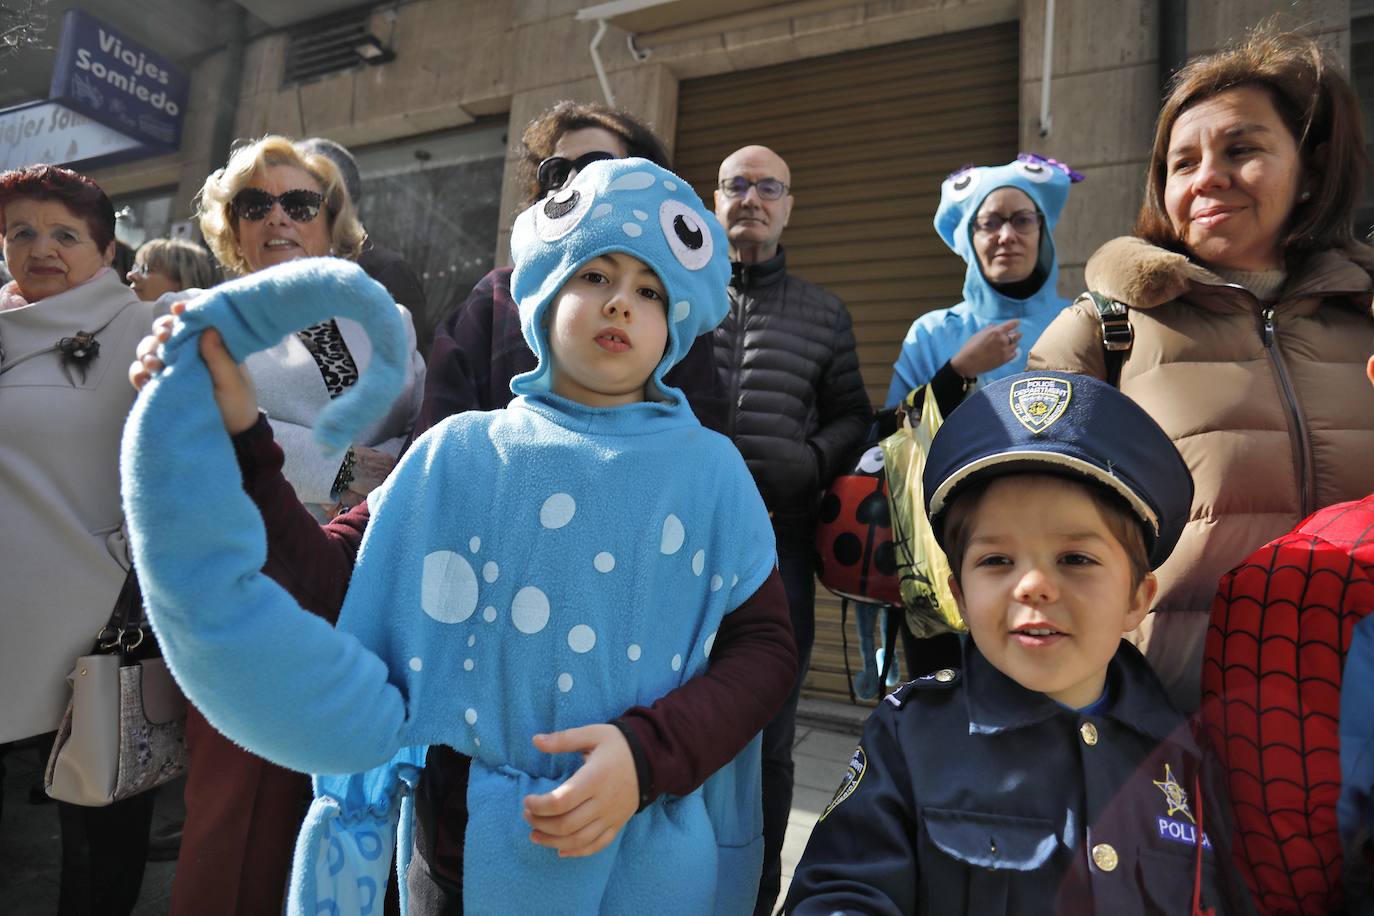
[880,386,964,639]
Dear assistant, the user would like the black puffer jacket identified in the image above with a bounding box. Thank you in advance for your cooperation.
[714,248,872,542]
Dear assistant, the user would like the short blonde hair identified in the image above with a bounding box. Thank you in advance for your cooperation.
[134,238,218,291]
[195,135,365,276]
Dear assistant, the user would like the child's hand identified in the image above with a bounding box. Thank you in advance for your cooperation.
[129,302,260,435]
[523,724,638,858]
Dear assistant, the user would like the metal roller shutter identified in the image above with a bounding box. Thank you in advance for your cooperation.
[674,22,1019,705]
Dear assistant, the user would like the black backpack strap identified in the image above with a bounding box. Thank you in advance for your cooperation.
[839,598,856,705]
[1080,291,1133,388]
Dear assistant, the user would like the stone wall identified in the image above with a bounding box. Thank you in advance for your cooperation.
[87,0,1353,270]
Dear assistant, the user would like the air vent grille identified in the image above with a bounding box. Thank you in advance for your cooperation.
[283,8,372,85]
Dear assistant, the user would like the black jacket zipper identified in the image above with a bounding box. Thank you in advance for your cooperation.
[725,268,749,441]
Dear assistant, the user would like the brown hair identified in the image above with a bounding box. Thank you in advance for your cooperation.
[194,135,366,276]
[518,101,671,205]
[941,473,1151,589]
[1135,26,1369,264]
[0,165,116,252]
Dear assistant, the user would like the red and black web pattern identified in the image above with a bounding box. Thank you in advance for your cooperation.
[1201,497,1374,914]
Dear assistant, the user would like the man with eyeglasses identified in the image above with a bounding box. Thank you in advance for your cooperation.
[711,144,871,916]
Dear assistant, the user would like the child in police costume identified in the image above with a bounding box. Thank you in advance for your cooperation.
[784,371,1254,915]
[120,159,788,916]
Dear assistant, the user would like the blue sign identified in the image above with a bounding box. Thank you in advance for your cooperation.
[48,9,187,150]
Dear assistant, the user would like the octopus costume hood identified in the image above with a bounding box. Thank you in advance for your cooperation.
[120,160,775,916]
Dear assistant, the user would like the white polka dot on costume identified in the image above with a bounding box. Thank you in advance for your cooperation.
[464,658,474,671]
[622,222,643,237]
[594,552,615,573]
[627,644,641,661]
[540,493,576,529]
[421,551,479,623]
[704,631,717,657]
[483,561,499,583]
[474,737,481,747]
[468,537,480,553]
[663,180,677,191]
[692,550,705,576]
[467,635,476,647]
[409,657,423,672]
[710,575,723,592]
[633,209,648,221]
[609,171,655,192]
[731,574,739,588]
[671,654,682,672]
[465,708,478,725]
[557,673,573,692]
[483,606,497,623]
[511,586,550,634]
[660,514,685,554]
[672,301,690,323]
[568,625,596,653]
[591,203,613,219]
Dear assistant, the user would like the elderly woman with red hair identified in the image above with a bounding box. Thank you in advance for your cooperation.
[0,164,161,913]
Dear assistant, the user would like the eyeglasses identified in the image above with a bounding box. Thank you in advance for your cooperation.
[972,211,1042,235]
[537,151,618,195]
[231,188,325,223]
[127,263,165,278]
[718,177,789,200]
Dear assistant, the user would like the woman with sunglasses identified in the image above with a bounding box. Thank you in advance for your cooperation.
[157,135,423,916]
[196,136,423,521]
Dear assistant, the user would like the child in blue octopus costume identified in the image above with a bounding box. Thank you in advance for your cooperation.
[885,155,1083,405]
[119,159,777,915]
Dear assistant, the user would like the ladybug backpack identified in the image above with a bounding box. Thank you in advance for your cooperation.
[814,430,905,701]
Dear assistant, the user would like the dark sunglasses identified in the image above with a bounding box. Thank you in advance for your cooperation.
[718,176,789,201]
[231,188,325,223]
[536,151,617,195]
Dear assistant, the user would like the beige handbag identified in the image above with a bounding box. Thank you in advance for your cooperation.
[44,570,188,806]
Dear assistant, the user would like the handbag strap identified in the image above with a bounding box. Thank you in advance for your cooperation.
[95,568,147,657]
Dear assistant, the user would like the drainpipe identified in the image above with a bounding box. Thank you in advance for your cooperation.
[1038,0,1055,136]
[209,1,247,171]
[1159,0,1187,99]
[588,19,616,107]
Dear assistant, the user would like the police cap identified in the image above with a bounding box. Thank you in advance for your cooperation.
[923,371,1192,569]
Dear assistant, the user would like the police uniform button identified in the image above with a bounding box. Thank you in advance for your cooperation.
[1091,843,1118,872]
[1080,722,1098,746]
[934,668,955,683]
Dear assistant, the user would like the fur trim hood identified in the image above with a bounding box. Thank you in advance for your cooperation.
[1084,236,1374,315]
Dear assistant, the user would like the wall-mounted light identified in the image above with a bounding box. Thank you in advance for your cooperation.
[353,34,395,65]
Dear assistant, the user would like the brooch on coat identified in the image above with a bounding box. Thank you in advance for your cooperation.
[57,330,101,383]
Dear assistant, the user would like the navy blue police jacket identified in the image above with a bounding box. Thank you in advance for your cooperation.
[784,637,1254,915]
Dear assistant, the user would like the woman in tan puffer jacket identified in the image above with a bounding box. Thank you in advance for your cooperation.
[1028,28,1374,711]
